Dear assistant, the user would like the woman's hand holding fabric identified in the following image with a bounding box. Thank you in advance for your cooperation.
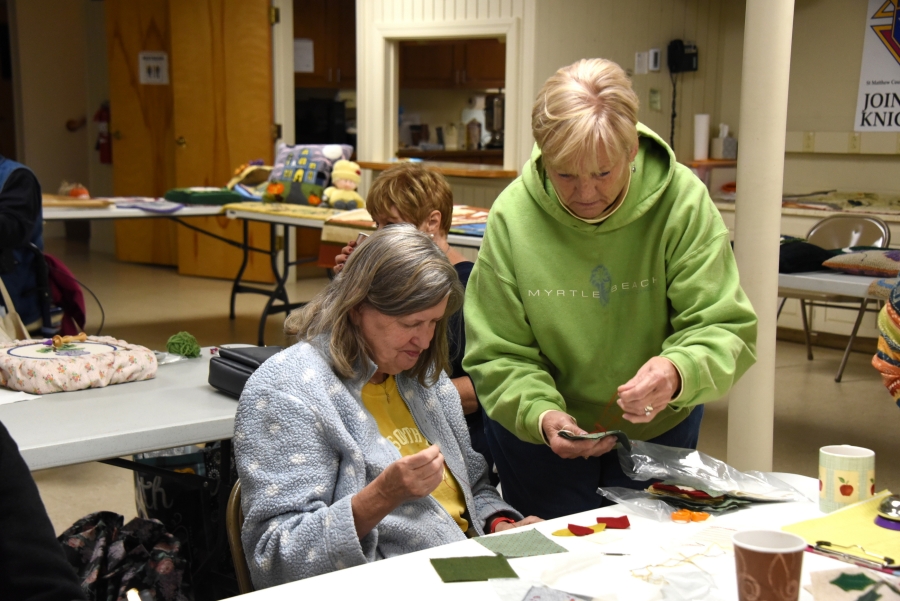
[351,445,444,539]
[616,356,681,423]
[541,410,617,460]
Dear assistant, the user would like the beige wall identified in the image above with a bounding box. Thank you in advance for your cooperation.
[11,0,90,190]
[532,0,730,162]
[716,0,900,195]
[84,0,112,199]
[782,0,900,194]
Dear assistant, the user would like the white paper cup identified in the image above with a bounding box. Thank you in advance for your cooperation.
[732,530,806,601]
[819,445,875,513]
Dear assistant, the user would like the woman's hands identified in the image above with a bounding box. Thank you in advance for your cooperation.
[617,356,681,423]
[379,444,445,503]
[493,515,543,533]
[540,357,680,459]
[541,410,618,459]
[351,445,444,539]
[332,239,358,274]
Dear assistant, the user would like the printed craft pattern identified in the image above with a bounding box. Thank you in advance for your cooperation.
[0,335,157,394]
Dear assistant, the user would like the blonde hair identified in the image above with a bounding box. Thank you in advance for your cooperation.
[284,225,463,386]
[532,58,639,172]
[366,163,454,234]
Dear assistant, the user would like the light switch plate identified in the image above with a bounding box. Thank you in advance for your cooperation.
[649,48,661,71]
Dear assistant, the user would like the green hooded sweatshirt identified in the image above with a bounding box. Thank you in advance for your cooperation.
[463,123,758,445]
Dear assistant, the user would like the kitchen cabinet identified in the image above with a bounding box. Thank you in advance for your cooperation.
[400,39,505,89]
[293,0,356,89]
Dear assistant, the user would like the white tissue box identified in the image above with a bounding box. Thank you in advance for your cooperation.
[710,137,737,160]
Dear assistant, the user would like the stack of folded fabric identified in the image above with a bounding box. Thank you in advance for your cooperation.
[647,482,761,514]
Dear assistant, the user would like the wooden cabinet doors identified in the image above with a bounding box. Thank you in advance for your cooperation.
[399,38,505,90]
[293,0,356,89]
[459,39,505,89]
[399,40,458,88]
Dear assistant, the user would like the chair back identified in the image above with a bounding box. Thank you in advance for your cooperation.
[806,215,891,250]
[226,479,254,594]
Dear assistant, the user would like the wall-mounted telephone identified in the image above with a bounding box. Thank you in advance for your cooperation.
[667,39,698,73]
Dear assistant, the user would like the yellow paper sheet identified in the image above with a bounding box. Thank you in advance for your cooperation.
[782,490,900,563]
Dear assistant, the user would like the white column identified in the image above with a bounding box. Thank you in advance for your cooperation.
[727,0,795,471]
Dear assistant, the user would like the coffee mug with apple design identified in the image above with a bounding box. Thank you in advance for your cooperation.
[818,445,875,513]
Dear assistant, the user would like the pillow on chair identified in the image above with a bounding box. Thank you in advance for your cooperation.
[822,249,900,277]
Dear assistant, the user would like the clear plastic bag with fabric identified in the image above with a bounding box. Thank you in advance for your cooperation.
[615,440,807,503]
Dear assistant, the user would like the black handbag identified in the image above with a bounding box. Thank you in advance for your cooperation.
[208,345,284,398]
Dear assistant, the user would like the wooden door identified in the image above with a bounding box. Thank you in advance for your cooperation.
[106,0,178,265]
[461,39,506,89]
[169,0,275,282]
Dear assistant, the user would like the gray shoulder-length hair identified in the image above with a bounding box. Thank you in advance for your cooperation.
[284,224,464,386]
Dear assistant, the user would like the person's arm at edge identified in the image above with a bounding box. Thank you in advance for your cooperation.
[0,168,41,249]
[0,420,86,600]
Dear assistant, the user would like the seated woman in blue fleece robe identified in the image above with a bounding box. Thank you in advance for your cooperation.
[233,225,539,589]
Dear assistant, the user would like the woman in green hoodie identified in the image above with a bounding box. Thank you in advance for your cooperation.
[463,58,758,519]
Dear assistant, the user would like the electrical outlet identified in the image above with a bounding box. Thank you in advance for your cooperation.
[802,131,815,152]
[649,88,662,111]
[848,132,861,153]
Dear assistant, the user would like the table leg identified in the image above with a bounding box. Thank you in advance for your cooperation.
[836,299,869,383]
[229,220,251,320]
[800,299,814,361]
[256,223,293,346]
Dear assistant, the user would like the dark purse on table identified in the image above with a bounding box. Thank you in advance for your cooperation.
[208,346,284,398]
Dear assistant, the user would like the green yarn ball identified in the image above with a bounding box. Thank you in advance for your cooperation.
[166,331,201,358]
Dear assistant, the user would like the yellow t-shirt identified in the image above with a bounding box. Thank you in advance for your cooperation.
[361,375,469,532]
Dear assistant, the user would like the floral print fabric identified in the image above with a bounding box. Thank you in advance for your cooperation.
[58,511,190,601]
[0,335,157,394]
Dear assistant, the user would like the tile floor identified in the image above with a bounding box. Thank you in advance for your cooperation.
[29,239,900,535]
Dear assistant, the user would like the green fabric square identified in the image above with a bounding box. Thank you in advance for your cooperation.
[475,529,568,558]
[429,555,518,583]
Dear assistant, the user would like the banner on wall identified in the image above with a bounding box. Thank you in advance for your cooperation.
[855,0,900,131]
